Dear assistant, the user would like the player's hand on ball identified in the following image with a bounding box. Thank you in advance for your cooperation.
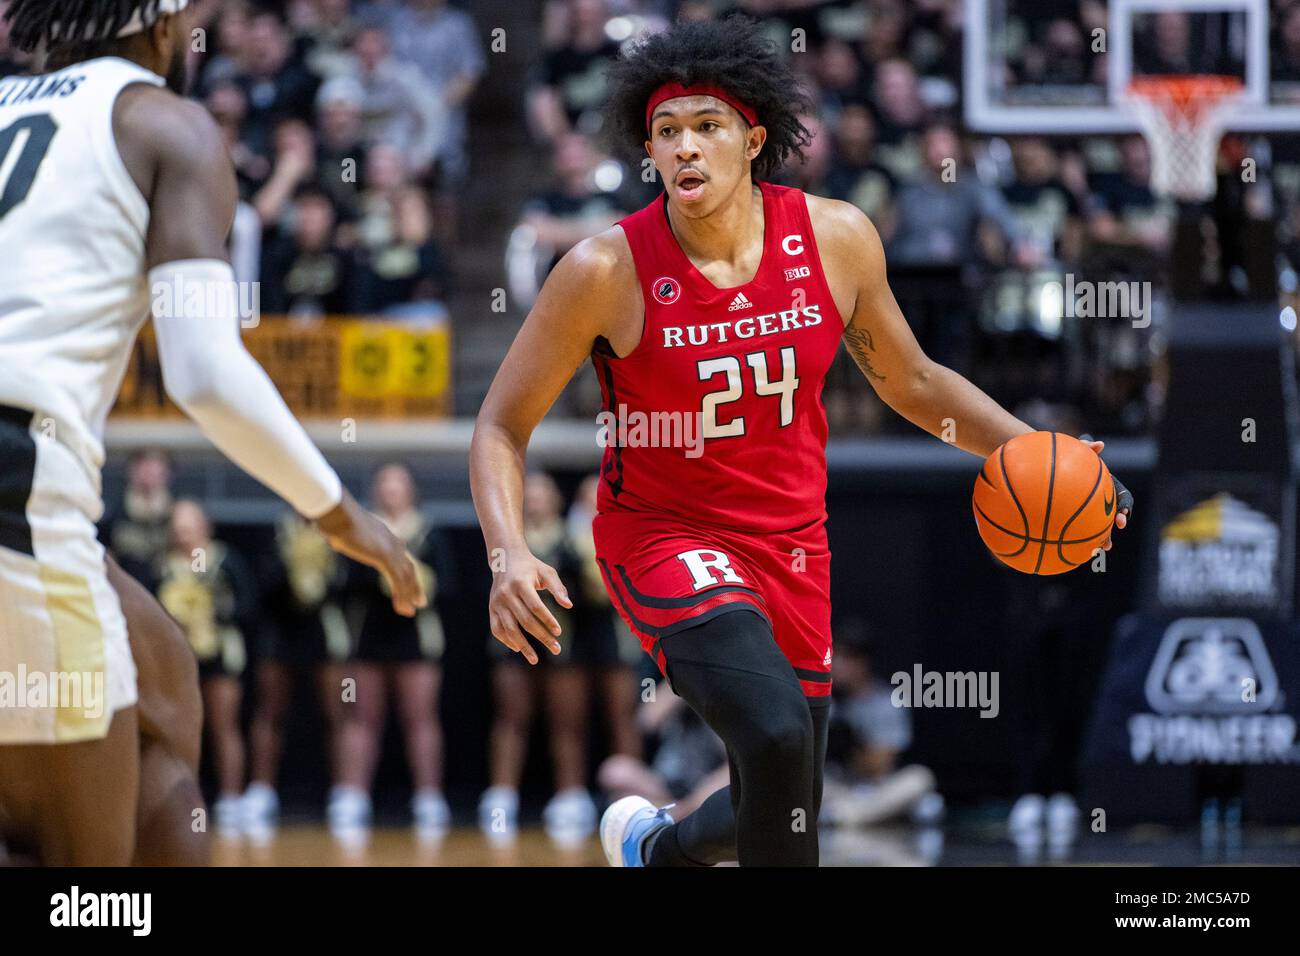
[488,548,572,664]
[1081,439,1133,551]
[316,490,428,616]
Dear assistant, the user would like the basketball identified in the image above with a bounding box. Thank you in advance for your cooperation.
[972,432,1115,575]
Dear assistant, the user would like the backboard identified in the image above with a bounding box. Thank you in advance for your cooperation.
[964,0,1300,134]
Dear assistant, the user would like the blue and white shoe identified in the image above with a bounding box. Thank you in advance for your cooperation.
[600,796,674,867]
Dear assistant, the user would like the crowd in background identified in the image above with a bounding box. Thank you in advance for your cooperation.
[0,0,484,321]
[102,450,938,848]
[2,0,1295,433]
[518,0,1299,437]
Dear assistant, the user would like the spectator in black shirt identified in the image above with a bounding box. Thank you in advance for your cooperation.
[207,80,272,199]
[1001,136,1085,266]
[195,0,255,94]
[870,58,927,180]
[527,0,621,142]
[295,0,361,81]
[815,38,870,119]
[314,76,371,221]
[824,103,895,221]
[232,7,321,160]
[260,184,354,318]
[1020,18,1092,87]
[1087,134,1172,260]
[252,117,318,227]
[351,186,451,317]
[521,132,631,272]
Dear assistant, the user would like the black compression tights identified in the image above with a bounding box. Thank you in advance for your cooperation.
[646,610,829,867]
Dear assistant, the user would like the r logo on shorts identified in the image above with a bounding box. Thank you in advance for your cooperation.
[676,549,744,591]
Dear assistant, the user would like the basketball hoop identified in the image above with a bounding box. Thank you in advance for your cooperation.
[1125,75,1245,203]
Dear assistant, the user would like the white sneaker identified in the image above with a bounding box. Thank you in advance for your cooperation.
[543,787,597,846]
[478,786,519,842]
[412,789,451,840]
[600,796,674,867]
[1008,793,1046,844]
[242,782,279,841]
[911,792,946,827]
[214,794,243,837]
[1045,792,1079,848]
[327,785,372,844]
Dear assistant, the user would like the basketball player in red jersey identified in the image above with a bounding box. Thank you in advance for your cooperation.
[470,16,1131,866]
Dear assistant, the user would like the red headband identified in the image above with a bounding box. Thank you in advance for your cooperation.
[645,82,758,133]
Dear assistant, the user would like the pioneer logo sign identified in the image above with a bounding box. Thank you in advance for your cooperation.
[1143,618,1279,715]
[1156,494,1280,609]
[1128,618,1298,765]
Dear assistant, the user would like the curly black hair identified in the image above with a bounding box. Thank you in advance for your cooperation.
[4,0,165,52]
[604,15,815,183]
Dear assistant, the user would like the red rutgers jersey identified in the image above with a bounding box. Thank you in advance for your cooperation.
[593,181,844,533]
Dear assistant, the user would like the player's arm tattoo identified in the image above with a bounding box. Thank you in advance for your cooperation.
[844,324,886,383]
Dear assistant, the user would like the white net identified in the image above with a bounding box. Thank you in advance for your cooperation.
[1125,77,1244,203]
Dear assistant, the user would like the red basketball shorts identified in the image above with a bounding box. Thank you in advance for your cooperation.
[592,509,832,697]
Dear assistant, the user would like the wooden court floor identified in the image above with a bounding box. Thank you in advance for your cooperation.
[208,823,1300,866]
[212,825,610,866]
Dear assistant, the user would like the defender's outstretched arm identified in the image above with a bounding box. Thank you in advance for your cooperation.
[114,87,424,615]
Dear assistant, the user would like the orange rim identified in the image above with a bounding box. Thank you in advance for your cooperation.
[1127,74,1244,121]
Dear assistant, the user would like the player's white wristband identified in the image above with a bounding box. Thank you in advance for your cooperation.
[149,258,343,520]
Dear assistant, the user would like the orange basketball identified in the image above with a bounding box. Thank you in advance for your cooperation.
[972,431,1115,575]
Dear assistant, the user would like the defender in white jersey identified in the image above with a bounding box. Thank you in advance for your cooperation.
[0,56,168,747]
[0,0,426,864]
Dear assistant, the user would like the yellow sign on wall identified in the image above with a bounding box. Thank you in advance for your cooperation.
[114,317,453,419]
[338,325,450,400]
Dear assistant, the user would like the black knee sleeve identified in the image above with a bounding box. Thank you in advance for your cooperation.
[656,608,821,866]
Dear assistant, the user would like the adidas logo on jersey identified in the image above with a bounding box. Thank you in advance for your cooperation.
[727,292,754,312]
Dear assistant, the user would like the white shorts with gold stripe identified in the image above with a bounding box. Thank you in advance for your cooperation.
[0,406,135,744]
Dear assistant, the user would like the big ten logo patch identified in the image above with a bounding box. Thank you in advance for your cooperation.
[676,549,744,591]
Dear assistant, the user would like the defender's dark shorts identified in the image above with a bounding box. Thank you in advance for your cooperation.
[592,509,832,697]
